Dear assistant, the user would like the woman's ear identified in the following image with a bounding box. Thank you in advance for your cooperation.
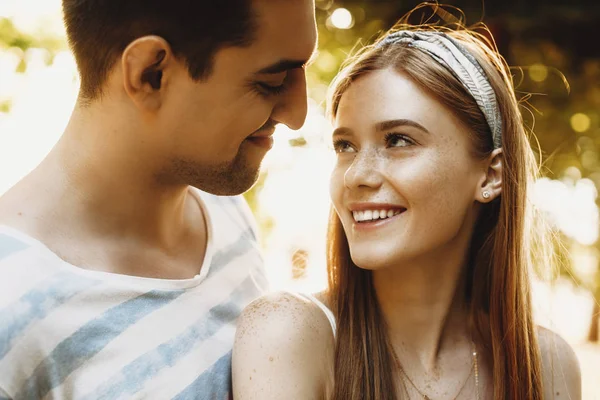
[476,148,503,203]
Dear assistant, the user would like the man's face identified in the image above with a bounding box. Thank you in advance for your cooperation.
[154,0,317,195]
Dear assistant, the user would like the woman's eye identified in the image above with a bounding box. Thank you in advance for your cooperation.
[333,139,355,153]
[385,133,413,148]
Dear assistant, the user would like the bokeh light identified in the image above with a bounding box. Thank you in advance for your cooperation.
[330,8,353,30]
[571,113,592,133]
[529,63,548,82]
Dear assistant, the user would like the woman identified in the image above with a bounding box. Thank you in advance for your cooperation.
[232,7,582,400]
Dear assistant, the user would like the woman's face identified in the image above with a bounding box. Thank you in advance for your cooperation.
[329,68,487,270]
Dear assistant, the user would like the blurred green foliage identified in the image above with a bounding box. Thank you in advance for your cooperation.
[0,17,65,52]
[0,18,33,49]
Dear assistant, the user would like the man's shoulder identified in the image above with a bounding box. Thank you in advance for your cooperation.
[0,226,32,257]
[0,188,48,259]
[0,226,45,280]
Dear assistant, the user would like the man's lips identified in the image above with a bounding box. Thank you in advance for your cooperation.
[246,135,274,149]
[245,126,276,149]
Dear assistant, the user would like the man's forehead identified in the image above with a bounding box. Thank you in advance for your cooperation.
[250,0,317,71]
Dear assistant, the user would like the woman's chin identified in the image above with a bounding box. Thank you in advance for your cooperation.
[349,253,393,271]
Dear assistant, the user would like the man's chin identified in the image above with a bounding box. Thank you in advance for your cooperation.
[170,146,266,196]
[190,167,261,196]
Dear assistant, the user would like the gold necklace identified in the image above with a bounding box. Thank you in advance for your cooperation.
[393,341,480,400]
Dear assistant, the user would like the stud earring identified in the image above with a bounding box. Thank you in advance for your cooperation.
[482,191,491,199]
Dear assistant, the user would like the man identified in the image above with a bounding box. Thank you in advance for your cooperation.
[0,0,317,398]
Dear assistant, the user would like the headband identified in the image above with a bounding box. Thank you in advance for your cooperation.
[378,31,502,148]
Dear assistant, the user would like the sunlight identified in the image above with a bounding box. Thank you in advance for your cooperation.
[0,0,64,36]
[259,101,335,293]
[532,177,599,246]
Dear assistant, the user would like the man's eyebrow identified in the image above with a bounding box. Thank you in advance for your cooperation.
[256,59,309,75]
[256,47,319,75]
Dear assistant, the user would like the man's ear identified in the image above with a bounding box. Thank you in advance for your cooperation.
[121,35,173,111]
[475,148,503,203]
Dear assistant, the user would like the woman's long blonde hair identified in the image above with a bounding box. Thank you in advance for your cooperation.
[326,4,548,399]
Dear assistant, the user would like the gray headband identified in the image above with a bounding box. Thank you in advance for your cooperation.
[378,31,502,149]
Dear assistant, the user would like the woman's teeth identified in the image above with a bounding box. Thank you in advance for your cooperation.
[352,209,403,223]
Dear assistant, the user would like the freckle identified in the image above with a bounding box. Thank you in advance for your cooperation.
[17,212,22,216]
[269,356,274,362]
[249,376,252,380]
[556,392,560,396]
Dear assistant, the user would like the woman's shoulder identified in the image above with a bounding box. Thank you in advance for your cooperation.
[236,290,335,340]
[232,291,335,399]
[537,326,582,399]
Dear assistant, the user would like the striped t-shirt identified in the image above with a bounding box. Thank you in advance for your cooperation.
[0,190,267,400]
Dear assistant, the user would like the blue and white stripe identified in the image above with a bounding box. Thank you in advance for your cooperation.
[0,191,266,399]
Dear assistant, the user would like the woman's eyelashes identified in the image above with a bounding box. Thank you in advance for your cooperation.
[384,132,415,148]
[332,133,416,153]
[333,139,355,153]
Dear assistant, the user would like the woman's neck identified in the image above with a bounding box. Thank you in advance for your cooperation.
[373,241,471,372]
